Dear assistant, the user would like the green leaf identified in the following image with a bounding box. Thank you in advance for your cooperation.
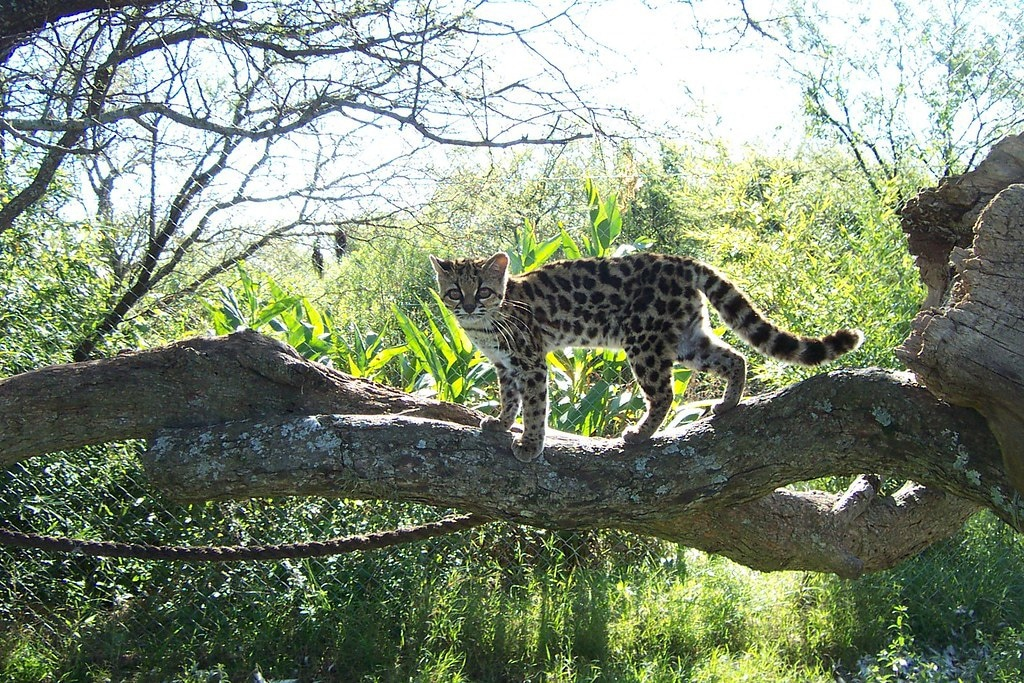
[394,306,437,374]
[559,225,582,260]
[585,178,623,256]
[532,232,562,268]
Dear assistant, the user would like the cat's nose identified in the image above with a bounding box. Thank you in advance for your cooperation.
[462,301,476,313]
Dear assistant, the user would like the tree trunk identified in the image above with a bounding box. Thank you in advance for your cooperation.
[142,367,992,577]
[0,1,165,63]
[0,330,1003,578]
[898,134,1024,493]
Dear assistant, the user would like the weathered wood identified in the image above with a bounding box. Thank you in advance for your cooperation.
[900,134,1024,306]
[0,329,1000,576]
[899,182,1024,492]
[141,368,1002,515]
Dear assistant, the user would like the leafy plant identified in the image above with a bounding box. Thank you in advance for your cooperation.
[547,348,644,438]
[204,263,302,335]
[335,324,408,381]
[560,177,631,260]
[508,178,634,276]
[393,291,494,404]
[507,218,562,274]
[204,263,405,381]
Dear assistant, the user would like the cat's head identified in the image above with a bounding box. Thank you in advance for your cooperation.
[429,252,509,320]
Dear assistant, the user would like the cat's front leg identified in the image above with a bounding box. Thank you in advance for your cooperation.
[481,364,521,432]
[511,361,548,462]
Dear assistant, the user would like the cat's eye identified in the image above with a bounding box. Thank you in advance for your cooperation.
[444,288,461,300]
[478,287,495,299]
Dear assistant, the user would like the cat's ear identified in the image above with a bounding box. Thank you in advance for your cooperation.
[429,254,451,278]
[483,252,510,277]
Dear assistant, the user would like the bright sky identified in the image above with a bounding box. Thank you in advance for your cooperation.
[70,0,903,226]
[574,0,805,150]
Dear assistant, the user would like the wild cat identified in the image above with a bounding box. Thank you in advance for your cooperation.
[430,251,862,462]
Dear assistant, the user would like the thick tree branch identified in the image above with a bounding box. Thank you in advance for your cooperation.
[0,0,166,63]
[138,367,997,578]
[0,330,1005,577]
[0,332,479,469]
[899,134,1024,305]
[140,368,1003,517]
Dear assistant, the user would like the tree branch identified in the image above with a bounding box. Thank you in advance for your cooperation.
[0,0,167,63]
[0,330,1007,577]
[1,1,608,239]
[0,331,479,468]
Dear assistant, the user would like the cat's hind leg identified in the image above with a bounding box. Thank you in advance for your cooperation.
[677,333,747,414]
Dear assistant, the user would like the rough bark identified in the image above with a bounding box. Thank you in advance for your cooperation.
[899,133,1024,307]
[0,0,167,63]
[898,135,1024,493]
[0,331,478,469]
[0,330,1004,577]
[141,367,995,576]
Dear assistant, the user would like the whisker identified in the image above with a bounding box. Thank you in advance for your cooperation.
[498,312,531,334]
[490,317,518,348]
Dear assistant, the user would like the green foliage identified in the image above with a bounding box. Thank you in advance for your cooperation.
[547,349,700,439]
[622,146,920,393]
[5,138,1024,682]
[205,263,303,336]
[508,175,630,273]
[336,325,409,380]
[205,262,334,362]
[699,155,918,377]
[507,217,563,274]
[393,292,494,404]
[204,262,408,385]
[324,235,441,338]
[548,348,644,438]
[5,475,1024,682]
[579,177,625,258]
[422,147,612,256]
[560,176,644,262]
[0,220,113,375]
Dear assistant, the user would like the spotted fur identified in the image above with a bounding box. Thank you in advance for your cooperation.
[430,251,862,462]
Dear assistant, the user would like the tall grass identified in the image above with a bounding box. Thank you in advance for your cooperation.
[5,506,1020,680]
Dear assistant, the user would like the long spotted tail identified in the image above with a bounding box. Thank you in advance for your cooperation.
[695,262,863,365]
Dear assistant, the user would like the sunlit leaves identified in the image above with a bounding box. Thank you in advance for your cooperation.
[392,292,493,404]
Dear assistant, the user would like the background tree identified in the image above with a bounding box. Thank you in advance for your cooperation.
[688,0,1024,194]
[0,0,622,360]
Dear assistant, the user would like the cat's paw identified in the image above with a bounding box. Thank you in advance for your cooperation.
[711,399,739,416]
[621,425,652,444]
[511,436,543,462]
[480,416,510,432]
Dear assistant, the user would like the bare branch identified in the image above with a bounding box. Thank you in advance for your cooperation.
[0,0,167,63]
